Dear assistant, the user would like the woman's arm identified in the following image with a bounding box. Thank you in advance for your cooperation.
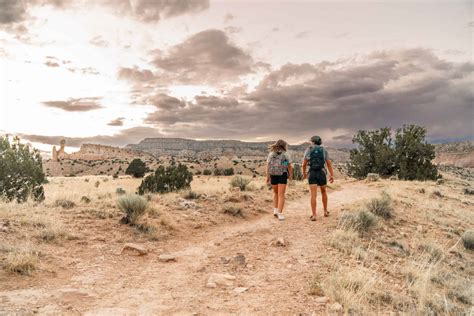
[266,162,270,183]
[287,163,293,180]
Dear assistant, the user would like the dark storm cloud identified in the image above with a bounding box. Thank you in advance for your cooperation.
[143,49,473,146]
[0,0,26,24]
[41,97,103,111]
[105,0,209,23]
[151,29,255,84]
[107,117,125,126]
[20,127,163,148]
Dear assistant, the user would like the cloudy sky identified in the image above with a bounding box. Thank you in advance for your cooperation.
[0,0,472,152]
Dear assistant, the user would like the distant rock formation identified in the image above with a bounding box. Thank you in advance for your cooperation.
[433,141,474,168]
[52,139,68,161]
[126,138,350,162]
[51,140,151,162]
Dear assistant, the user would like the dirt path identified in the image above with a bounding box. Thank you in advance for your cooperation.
[1,182,381,315]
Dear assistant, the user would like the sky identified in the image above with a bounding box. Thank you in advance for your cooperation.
[0,0,472,153]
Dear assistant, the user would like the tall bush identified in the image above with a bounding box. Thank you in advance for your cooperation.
[0,136,45,202]
[138,164,193,194]
[125,158,147,178]
[348,125,438,181]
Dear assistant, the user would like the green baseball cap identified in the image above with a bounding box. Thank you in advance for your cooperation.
[310,135,322,143]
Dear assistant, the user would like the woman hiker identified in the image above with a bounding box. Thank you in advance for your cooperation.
[266,139,293,221]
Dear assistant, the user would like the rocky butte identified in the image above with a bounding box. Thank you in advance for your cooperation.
[126,137,350,162]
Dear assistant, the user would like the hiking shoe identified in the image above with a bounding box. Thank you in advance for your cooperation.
[273,208,279,217]
[277,212,285,221]
[310,215,316,221]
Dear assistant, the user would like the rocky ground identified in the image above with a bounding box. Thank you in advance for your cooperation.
[0,172,472,315]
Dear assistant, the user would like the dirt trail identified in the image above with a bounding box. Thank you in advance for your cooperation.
[1,182,381,315]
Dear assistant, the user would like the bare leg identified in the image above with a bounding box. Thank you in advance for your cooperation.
[320,185,329,216]
[272,185,279,210]
[310,185,318,216]
[277,184,287,212]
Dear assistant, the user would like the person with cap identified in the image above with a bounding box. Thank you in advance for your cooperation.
[302,136,334,221]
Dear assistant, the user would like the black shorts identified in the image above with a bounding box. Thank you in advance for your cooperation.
[270,172,288,185]
[308,169,327,186]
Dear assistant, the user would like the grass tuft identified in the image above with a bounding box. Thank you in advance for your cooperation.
[4,249,39,275]
[117,194,148,225]
[340,210,377,233]
[366,192,393,219]
[230,176,251,191]
[461,230,474,250]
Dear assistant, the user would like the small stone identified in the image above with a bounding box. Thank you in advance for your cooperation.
[271,237,288,247]
[436,179,445,185]
[158,254,176,262]
[330,303,343,312]
[315,296,329,304]
[233,287,248,294]
[220,257,231,264]
[417,225,423,233]
[206,273,236,288]
[121,243,148,256]
[232,253,246,266]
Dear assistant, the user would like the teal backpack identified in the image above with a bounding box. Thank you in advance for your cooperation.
[309,147,325,171]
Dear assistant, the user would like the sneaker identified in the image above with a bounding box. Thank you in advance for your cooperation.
[273,208,279,217]
[277,212,285,221]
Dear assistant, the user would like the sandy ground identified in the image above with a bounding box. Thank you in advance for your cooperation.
[1,173,473,315]
[0,180,380,315]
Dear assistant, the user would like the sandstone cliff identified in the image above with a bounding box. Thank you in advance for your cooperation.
[126,138,350,162]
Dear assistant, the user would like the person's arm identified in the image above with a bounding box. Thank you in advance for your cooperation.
[266,162,270,183]
[326,159,334,183]
[287,162,293,180]
[302,158,308,179]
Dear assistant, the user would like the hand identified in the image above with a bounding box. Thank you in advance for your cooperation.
[303,173,308,180]
[288,175,293,181]
[329,176,334,183]
[266,176,270,184]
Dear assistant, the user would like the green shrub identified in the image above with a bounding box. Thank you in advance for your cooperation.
[340,210,377,233]
[138,164,193,195]
[125,158,147,178]
[116,187,126,195]
[181,190,201,199]
[292,163,304,181]
[461,230,474,250]
[0,136,45,202]
[366,192,393,219]
[348,125,438,180]
[117,194,148,225]
[223,168,235,176]
[230,176,251,191]
[213,168,223,176]
[203,169,212,175]
[54,199,75,209]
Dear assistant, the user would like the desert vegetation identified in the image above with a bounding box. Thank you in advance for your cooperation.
[348,125,438,180]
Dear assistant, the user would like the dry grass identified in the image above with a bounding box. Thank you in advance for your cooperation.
[327,229,359,254]
[117,194,148,225]
[340,210,377,233]
[461,230,474,250]
[4,247,39,275]
[366,191,393,219]
[321,266,378,313]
